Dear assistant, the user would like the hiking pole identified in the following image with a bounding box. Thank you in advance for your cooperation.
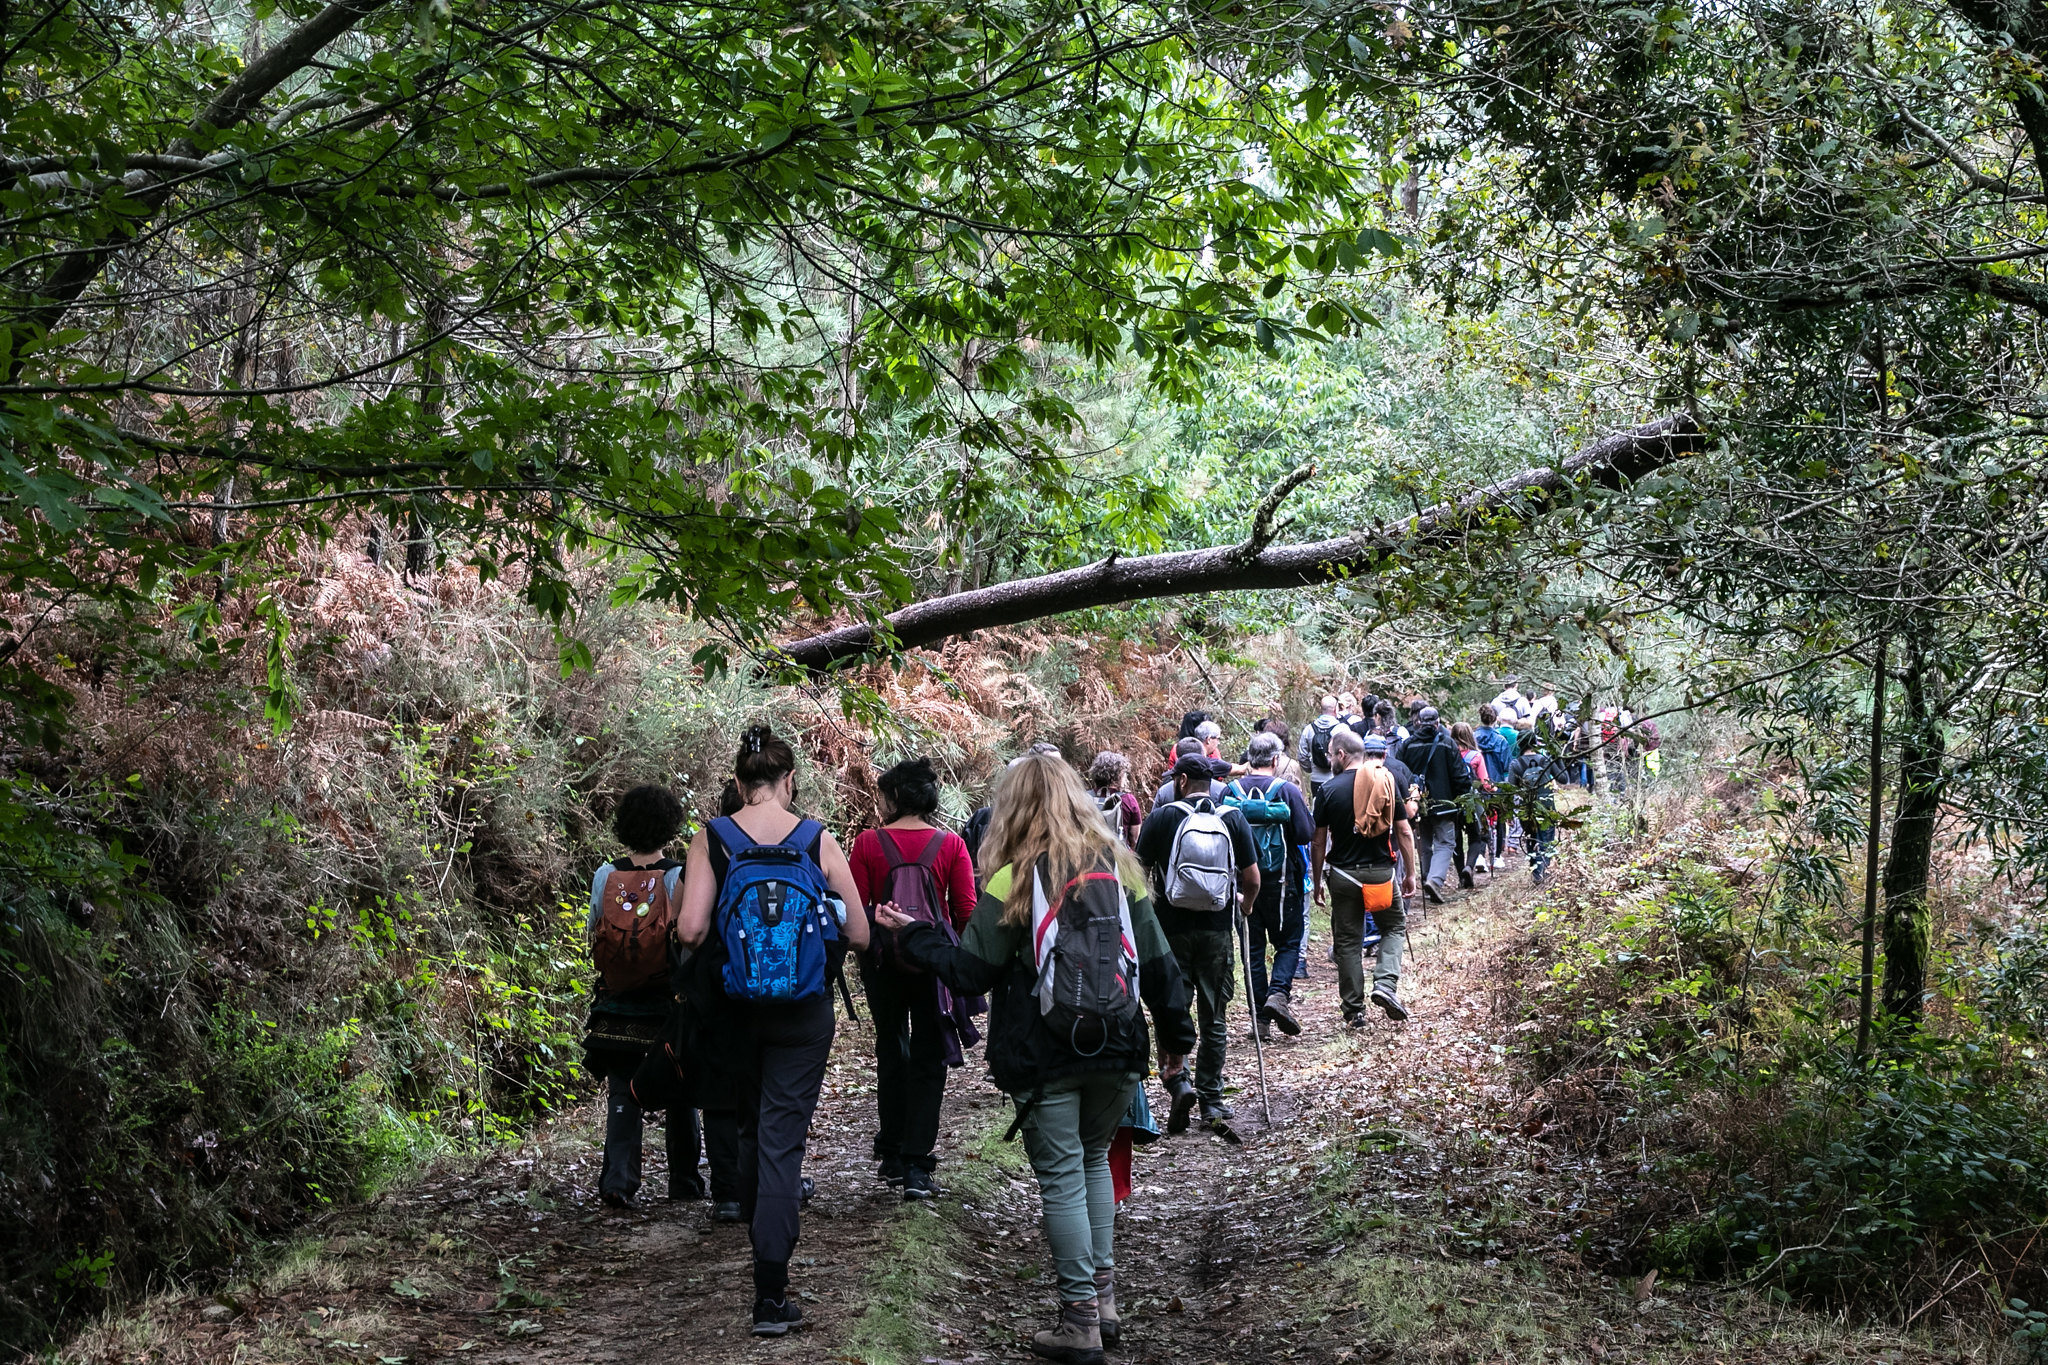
[1235,912,1273,1126]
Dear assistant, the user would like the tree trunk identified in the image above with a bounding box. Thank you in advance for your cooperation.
[777,415,1703,673]
[406,296,447,580]
[1880,627,1942,1022]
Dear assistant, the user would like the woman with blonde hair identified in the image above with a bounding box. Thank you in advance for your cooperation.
[877,753,1194,1365]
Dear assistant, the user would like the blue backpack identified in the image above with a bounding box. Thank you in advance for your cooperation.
[709,816,838,1002]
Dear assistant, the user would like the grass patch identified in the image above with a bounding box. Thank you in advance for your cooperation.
[843,1099,1020,1365]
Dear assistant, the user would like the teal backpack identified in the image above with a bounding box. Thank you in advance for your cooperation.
[1223,781,1292,875]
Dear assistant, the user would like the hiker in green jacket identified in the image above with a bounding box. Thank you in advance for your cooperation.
[876,752,1196,1365]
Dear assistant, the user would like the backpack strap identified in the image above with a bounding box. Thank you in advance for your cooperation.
[781,817,824,860]
[707,815,751,858]
[880,828,944,872]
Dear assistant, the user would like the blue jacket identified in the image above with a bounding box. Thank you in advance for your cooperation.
[1475,726,1516,783]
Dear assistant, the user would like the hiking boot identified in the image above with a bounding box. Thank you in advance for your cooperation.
[1424,880,1445,904]
[666,1176,706,1202]
[712,1200,744,1223]
[1261,991,1301,1036]
[1093,1269,1119,1347]
[902,1168,937,1202]
[878,1155,907,1186]
[751,1296,803,1336]
[1371,986,1410,1022]
[1254,1018,1273,1043]
[1164,1072,1197,1135]
[1201,1101,1234,1123]
[1459,869,1476,890]
[599,1189,636,1210]
[1030,1297,1104,1365]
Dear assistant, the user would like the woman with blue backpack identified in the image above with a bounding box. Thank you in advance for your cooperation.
[876,752,1195,1365]
[676,725,868,1337]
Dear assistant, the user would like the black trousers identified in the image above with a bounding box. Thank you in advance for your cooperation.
[602,1059,742,1202]
[736,996,835,1270]
[671,1106,742,1201]
[602,1060,684,1202]
[864,965,949,1172]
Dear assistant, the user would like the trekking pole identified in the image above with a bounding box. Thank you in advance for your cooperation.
[1235,912,1273,1126]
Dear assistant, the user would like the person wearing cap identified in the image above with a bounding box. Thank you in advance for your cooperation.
[1299,694,1345,794]
[1312,730,1417,1024]
[1395,706,1473,903]
[1136,754,1261,1132]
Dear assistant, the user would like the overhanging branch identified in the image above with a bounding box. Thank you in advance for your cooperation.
[776,413,1704,675]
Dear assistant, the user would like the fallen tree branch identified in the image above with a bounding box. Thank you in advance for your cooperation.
[777,413,1705,674]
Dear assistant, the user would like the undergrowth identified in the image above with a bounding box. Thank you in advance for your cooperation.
[1495,768,2048,1345]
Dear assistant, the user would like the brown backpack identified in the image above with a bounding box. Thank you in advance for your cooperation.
[592,862,678,993]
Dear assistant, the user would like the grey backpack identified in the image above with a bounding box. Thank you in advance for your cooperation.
[1162,798,1236,913]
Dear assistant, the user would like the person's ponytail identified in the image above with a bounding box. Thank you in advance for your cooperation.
[734,725,797,789]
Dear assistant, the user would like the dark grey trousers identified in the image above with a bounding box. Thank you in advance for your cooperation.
[735,996,835,1267]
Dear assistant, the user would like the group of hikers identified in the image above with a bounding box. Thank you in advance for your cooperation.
[580,682,1654,1362]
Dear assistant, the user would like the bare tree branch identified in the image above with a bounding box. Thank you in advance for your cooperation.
[777,413,1705,673]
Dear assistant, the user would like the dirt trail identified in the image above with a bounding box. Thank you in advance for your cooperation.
[70,869,1945,1365]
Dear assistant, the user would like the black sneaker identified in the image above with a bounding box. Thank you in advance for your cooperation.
[751,1297,803,1337]
[902,1168,937,1202]
[1344,1011,1368,1030]
[1459,869,1476,890]
[666,1178,707,1203]
[1371,987,1410,1022]
[713,1200,743,1223]
[799,1176,815,1204]
[1164,1072,1197,1135]
[878,1155,907,1186]
[600,1189,636,1210]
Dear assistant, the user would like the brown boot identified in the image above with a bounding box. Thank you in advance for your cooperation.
[1093,1268,1119,1347]
[1030,1296,1104,1365]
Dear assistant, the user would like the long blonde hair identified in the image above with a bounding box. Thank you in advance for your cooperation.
[980,752,1143,925]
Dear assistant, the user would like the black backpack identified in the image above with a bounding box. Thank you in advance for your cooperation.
[1029,862,1142,1058]
[1308,715,1340,770]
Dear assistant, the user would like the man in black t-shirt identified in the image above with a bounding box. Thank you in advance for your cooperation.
[1137,755,1261,1132]
[1312,731,1419,1025]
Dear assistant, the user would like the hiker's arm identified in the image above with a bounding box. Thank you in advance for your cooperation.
[677,830,715,947]
[819,831,870,950]
[1310,827,1329,905]
[1230,813,1261,911]
[1395,819,1418,897]
[587,864,609,937]
[1285,785,1314,844]
[890,891,1009,994]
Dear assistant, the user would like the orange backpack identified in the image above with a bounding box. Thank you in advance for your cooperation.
[592,862,679,993]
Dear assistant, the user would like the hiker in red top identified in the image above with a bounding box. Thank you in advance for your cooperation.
[849,757,981,1201]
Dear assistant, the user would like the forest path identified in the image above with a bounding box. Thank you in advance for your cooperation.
[77,863,1942,1365]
